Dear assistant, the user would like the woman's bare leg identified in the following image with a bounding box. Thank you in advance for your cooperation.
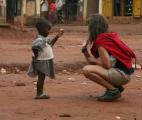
[83,65,121,101]
[83,65,115,90]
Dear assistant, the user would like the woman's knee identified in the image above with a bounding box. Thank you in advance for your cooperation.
[83,65,108,79]
[82,66,91,77]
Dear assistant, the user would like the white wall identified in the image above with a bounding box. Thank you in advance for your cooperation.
[83,0,88,21]
[36,0,41,16]
[0,0,6,18]
[99,0,102,14]
[23,0,40,17]
[22,0,27,15]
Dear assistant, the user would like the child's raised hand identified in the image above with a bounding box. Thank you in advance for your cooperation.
[57,28,64,37]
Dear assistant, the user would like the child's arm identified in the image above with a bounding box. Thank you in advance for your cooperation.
[32,38,44,59]
[50,29,64,46]
[32,48,39,59]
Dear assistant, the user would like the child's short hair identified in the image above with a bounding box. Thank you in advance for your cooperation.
[36,19,52,33]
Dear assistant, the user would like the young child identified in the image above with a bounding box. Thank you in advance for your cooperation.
[28,19,64,99]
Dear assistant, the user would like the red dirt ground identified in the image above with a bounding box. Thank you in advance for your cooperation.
[0,24,142,120]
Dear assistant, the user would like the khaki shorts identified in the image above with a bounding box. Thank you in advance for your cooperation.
[108,68,130,86]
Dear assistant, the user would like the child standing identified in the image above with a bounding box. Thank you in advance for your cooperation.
[28,19,64,99]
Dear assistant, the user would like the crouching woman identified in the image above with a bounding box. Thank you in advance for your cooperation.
[82,14,136,102]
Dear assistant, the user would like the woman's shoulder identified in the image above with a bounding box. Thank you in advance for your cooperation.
[98,32,117,38]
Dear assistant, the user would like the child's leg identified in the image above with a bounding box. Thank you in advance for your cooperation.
[37,71,45,96]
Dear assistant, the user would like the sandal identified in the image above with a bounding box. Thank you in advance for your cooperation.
[35,94,50,99]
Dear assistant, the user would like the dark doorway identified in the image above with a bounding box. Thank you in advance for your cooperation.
[65,0,79,22]
[14,0,22,16]
[125,0,133,16]
[114,0,121,16]
[114,0,133,16]
[6,0,15,23]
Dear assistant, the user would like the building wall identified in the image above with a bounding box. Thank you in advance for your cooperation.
[101,0,142,23]
[0,1,6,18]
[102,0,142,17]
[36,0,41,17]
[102,0,113,17]
[87,0,99,16]
[0,0,6,16]
[0,0,6,23]
[133,0,141,17]
[21,0,40,25]
[21,0,40,17]
[0,0,6,14]
[26,0,36,16]
[83,0,99,22]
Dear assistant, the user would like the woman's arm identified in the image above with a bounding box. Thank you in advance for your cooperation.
[82,46,111,68]
[82,48,102,65]
[98,46,111,69]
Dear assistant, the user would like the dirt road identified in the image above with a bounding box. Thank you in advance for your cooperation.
[0,24,142,120]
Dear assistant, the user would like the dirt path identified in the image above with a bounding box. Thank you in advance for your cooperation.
[0,70,142,120]
[0,24,142,120]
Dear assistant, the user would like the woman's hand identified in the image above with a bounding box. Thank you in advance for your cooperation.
[82,39,89,48]
[81,39,89,53]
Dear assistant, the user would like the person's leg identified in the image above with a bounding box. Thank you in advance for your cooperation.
[108,68,131,93]
[83,65,115,90]
[83,65,121,101]
[36,71,45,96]
[108,68,130,86]
[35,71,50,99]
